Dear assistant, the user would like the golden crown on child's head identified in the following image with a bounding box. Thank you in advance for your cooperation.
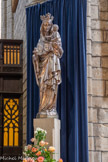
[40,13,54,23]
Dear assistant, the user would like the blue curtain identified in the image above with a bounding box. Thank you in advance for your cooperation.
[26,0,88,162]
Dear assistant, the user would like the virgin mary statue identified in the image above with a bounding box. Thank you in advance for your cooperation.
[32,13,63,118]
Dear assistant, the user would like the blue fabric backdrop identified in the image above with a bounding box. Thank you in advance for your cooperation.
[26,0,88,162]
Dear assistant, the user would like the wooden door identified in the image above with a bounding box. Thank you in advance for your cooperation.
[0,40,23,162]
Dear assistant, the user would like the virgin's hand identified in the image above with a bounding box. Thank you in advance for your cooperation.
[33,50,37,54]
[33,47,37,55]
[48,52,53,57]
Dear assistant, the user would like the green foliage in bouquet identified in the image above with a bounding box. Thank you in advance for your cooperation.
[23,128,63,162]
[35,128,47,145]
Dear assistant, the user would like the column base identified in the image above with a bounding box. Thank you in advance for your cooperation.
[36,109,58,119]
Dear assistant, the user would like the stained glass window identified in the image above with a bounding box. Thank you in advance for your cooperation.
[3,45,20,65]
[3,98,19,147]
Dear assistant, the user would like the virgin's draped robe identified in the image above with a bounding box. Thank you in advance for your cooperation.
[32,23,63,116]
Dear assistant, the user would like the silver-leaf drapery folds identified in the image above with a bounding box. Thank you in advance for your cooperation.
[32,13,63,118]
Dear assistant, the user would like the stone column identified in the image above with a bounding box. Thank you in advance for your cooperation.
[87,0,108,162]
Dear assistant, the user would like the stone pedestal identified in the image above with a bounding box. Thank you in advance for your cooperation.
[33,118,61,161]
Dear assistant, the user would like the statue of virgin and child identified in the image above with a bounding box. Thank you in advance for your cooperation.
[32,13,63,118]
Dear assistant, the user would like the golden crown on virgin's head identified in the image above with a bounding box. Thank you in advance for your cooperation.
[40,13,54,22]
